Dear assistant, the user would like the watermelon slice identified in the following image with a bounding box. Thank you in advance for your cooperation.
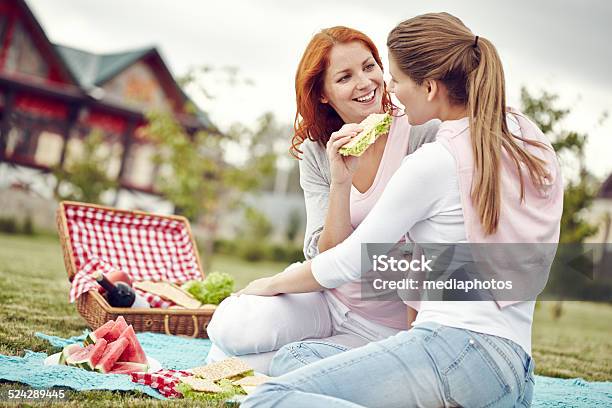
[66,344,95,369]
[83,338,108,370]
[66,339,108,370]
[59,344,83,365]
[95,337,129,373]
[84,320,115,345]
[108,362,149,375]
[103,316,128,342]
[117,325,147,364]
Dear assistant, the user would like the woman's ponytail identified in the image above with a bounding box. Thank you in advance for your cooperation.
[468,37,550,234]
[467,37,506,234]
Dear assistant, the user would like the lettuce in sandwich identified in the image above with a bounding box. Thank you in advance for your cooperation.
[338,113,392,157]
[177,378,245,402]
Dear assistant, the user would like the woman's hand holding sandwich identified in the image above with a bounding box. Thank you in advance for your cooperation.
[327,124,363,185]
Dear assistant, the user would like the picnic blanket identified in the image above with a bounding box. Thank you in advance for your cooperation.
[0,330,211,399]
[1,330,610,405]
[532,376,611,407]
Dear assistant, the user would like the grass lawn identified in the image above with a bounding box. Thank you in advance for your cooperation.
[0,232,610,406]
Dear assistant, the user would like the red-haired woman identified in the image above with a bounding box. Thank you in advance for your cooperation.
[205,26,438,374]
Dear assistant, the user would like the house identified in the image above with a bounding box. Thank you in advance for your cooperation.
[0,0,216,224]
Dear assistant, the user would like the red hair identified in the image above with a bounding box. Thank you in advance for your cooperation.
[290,26,393,158]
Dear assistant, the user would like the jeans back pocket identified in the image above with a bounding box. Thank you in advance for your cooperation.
[441,337,512,408]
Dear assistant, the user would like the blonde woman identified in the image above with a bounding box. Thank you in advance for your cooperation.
[240,13,562,407]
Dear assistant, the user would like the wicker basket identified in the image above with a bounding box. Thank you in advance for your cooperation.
[57,201,216,338]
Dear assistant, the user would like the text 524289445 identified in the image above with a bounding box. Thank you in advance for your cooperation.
[3,388,68,402]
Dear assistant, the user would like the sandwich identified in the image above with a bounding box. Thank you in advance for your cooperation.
[178,357,255,402]
[176,376,243,402]
[338,113,392,157]
[232,374,271,394]
[180,376,223,393]
[176,357,258,401]
[191,357,253,381]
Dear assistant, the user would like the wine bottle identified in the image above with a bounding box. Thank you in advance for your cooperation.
[94,271,136,308]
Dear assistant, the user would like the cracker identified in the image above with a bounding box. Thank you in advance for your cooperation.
[181,376,223,393]
[192,357,252,381]
[232,374,271,387]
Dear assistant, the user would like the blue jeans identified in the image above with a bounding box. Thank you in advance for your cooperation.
[243,323,535,408]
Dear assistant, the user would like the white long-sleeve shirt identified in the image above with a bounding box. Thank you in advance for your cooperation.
[312,141,465,286]
[311,119,535,354]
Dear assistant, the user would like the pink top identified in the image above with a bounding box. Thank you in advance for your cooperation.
[436,108,563,308]
[329,114,412,330]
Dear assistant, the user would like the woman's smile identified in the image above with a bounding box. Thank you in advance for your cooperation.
[353,88,377,104]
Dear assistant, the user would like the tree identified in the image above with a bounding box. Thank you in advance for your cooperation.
[242,206,273,240]
[286,208,302,243]
[144,110,279,271]
[52,130,118,204]
[520,87,600,244]
[520,88,604,318]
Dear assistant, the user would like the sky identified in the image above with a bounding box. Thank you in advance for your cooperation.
[26,0,612,179]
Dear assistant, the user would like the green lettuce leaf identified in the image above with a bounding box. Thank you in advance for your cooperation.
[373,115,392,134]
[177,379,245,402]
[182,271,235,305]
[339,114,392,156]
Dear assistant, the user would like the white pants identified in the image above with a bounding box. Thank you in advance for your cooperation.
[206,290,400,375]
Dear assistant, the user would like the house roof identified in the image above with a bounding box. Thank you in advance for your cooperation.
[10,0,80,86]
[8,0,214,130]
[54,44,214,130]
[54,44,154,88]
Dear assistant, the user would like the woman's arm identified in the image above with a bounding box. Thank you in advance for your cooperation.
[299,143,351,259]
[319,119,441,253]
[300,164,330,260]
[311,143,454,288]
[300,126,362,257]
[317,124,364,252]
[237,260,322,296]
[240,142,456,296]
[316,181,353,253]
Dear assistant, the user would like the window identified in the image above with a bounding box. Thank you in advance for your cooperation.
[123,142,156,188]
[6,126,38,159]
[34,131,64,167]
[64,129,123,179]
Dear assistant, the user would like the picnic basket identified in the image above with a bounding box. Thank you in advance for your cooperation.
[56,201,216,338]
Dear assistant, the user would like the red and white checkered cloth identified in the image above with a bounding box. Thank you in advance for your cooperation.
[134,288,175,309]
[131,369,192,398]
[64,203,202,307]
